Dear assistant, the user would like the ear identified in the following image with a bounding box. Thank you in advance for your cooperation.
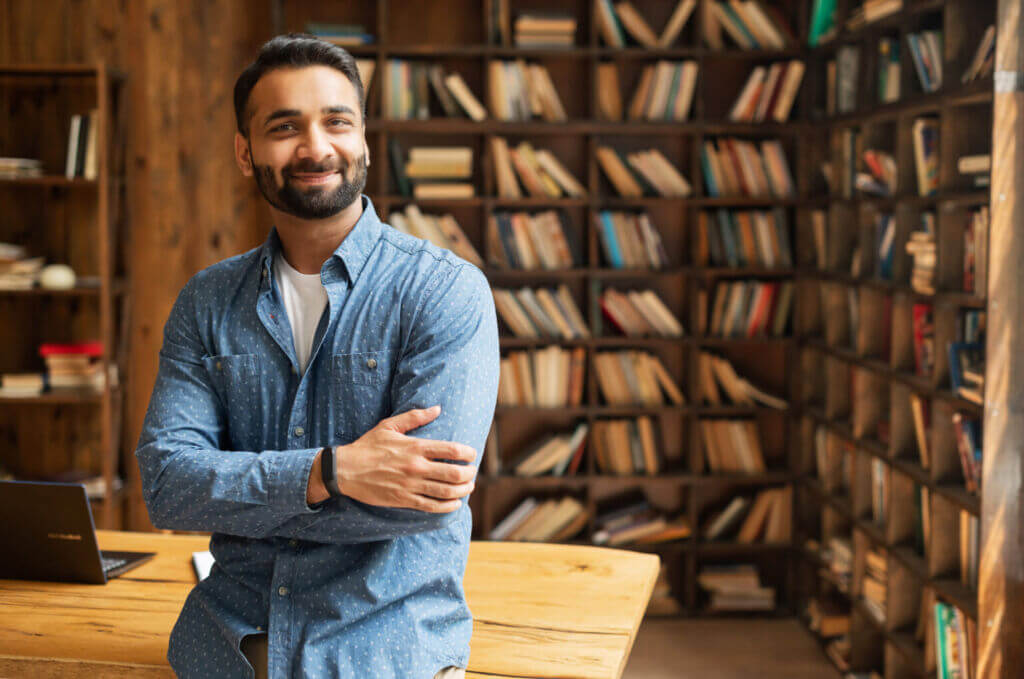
[234,132,254,177]
[364,138,371,168]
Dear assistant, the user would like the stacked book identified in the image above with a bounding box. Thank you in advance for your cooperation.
[0,157,43,179]
[0,373,45,398]
[0,243,43,290]
[513,13,576,46]
[912,117,940,196]
[388,204,484,267]
[595,0,697,48]
[498,346,587,408]
[305,22,374,46]
[857,149,897,196]
[728,61,805,122]
[701,487,792,543]
[700,138,795,198]
[647,563,683,615]
[949,339,984,406]
[906,216,936,294]
[487,61,567,122]
[962,25,995,83]
[594,350,686,406]
[592,489,691,546]
[697,351,787,409]
[934,601,976,679]
[390,142,474,199]
[491,138,587,199]
[699,564,775,612]
[489,494,589,542]
[907,29,943,93]
[594,211,670,270]
[877,37,901,103]
[861,547,887,625]
[704,1,797,50]
[695,209,793,269]
[596,146,692,198]
[384,61,485,121]
[41,341,108,392]
[599,287,685,338]
[958,153,991,188]
[844,0,903,30]
[912,303,935,378]
[952,412,982,494]
[593,416,662,475]
[65,109,99,179]
[506,422,589,477]
[704,280,794,337]
[486,210,582,270]
[493,284,589,339]
[626,60,699,121]
[698,419,767,473]
[806,598,851,639]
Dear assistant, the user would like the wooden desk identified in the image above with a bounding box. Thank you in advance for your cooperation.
[0,530,659,678]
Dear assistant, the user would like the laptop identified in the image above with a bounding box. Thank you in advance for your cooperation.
[0,480,154,584]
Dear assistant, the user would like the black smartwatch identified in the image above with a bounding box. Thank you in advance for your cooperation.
[320,446,343,497]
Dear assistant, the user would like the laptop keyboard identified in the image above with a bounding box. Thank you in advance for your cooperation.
[101,556,128,574]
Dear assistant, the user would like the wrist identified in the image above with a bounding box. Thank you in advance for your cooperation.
[306,450,330,505]
[320,445,343,498]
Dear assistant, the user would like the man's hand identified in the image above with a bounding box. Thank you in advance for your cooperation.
[306,405,477,511]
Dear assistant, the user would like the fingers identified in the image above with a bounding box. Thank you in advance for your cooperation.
[404,492,463,513]
[415,479,475,502]
[381,405,441,433]
[422,459,477,484]
[417,441,477,464]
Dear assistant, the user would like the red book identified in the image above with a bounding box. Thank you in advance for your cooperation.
[39,341,103,357]
[566,437,587,476]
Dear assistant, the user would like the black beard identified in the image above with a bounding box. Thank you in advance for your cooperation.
[253,152,367,220]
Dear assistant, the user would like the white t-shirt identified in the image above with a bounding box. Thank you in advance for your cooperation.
[273,252,329,375]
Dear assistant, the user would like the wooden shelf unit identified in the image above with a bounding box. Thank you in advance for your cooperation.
[0,61,131,529]
[791,0,993,675]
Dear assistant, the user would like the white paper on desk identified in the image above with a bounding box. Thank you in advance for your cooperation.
[192,550,215,581]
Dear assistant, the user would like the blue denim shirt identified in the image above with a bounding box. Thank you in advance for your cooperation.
[135,195,499,679]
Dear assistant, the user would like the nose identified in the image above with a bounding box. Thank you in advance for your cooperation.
[296,123,334,167]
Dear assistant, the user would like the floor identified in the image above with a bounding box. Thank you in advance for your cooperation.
[622,617,841,679]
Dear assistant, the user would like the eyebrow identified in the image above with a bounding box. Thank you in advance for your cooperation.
[262,106,358,128]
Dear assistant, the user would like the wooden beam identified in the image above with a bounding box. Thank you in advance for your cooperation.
[981,0,1024,676]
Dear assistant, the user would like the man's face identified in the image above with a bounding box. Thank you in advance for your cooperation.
[236,65,368,220]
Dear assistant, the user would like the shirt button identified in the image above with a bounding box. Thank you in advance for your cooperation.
[215,361,222,371]
[278,586,289,596]
[366,358,377,369]
[291,365,297,374]
[255,625,263,632]
[293,426,304,437]
[289,539,298,547]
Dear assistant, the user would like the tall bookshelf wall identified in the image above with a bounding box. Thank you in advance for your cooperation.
[270,0,992,640]
[792,0,993,677]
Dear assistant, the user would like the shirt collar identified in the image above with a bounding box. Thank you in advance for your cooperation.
[259,194,382,289]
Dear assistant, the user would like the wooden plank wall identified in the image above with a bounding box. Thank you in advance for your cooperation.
[1,0,274,528]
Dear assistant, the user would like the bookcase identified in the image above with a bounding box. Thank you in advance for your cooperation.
[0,63,131,529]
[269,0,992,643]
[791,0,993,676]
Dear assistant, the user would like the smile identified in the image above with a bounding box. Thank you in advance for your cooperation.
[292,172,338,185]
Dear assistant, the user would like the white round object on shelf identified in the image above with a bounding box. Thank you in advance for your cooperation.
[39,264,77,290]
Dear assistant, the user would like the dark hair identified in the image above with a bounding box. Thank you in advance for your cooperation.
[233,33,365,137]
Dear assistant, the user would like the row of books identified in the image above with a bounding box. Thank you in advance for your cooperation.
[705,0,797,50]
[623,60,699,122]
[387,204,484,267]
[959,508,979,590]
[963,206,989,297]
[486,209,582,270]
[506,422,589,477]
[844,0,903,31]
[383,61,484,121]
[935,601,977,679]
[703,487,792,543]
[698,351,788,409]
[907,29,943,94]
[704,280,794,338]
[493,284,590,339]
[698,418,767,473]
[592,416,662,475]
[699,564,776,611]
[594,350,684,406]
[65,110,100,180]
[489,494,588,542]
[592,490,691,546]
[701,138,795,198]
[0,157,42,179]
[877,37,901,104]
[729,60,805,123]
[491,137,586,199]
[601,287,686,338]
[595,211,670,270]
[596,146,692,198]
[695,208,793,269]
[497,346,586,408]
[595,0,696,48]
[488,60,566,122]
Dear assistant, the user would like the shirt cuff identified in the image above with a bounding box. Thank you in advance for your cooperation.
[266,447,325,516]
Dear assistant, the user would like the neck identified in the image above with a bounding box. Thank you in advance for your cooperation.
[270,197,365,274]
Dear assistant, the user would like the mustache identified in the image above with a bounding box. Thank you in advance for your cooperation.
[284,157,350,176]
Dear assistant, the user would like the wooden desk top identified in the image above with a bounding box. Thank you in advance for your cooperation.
[0,530,659,679]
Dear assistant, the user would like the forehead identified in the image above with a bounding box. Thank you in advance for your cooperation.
[249,65,359,123]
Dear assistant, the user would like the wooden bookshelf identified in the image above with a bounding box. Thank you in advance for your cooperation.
[792,0,993,675]
[0,61,131,528]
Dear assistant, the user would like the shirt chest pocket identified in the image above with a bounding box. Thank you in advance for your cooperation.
[202,353,261,449]
[333,350,391,441]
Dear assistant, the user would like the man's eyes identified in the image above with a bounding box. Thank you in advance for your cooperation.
[270,119,351,133]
